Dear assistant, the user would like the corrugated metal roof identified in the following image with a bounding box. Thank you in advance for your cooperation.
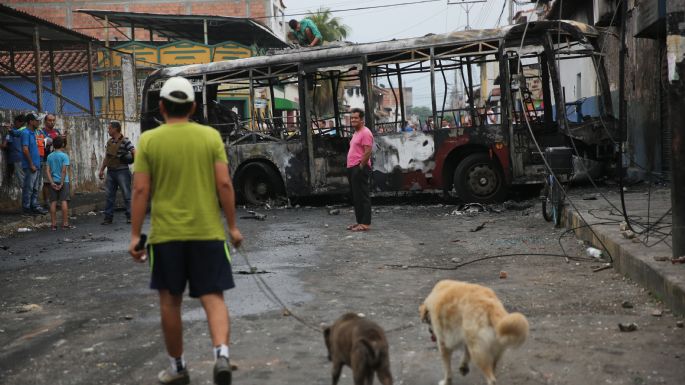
[76,9,288,49]
[0,4,97,51]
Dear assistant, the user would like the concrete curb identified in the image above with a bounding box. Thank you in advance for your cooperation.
[563,206,685,316]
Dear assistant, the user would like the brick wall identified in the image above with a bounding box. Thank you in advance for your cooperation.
[4,0,273,41]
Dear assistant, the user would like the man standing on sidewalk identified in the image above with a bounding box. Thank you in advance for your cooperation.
[128,76,243,385]
[99,121,134,225]
[20,114,47,215]
[346,108,374,232]
[7,114,26,189]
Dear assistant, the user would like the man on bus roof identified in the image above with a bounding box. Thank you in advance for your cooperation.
[288,18,323,47]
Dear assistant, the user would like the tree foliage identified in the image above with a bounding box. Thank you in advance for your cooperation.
[307,8,350,42]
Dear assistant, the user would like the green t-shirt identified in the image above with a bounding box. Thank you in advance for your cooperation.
[294,18,323,46]
[134,122,228,244]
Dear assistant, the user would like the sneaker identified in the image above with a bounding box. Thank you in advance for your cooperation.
[213,357,232,385]
[101,218,113,225]
[31,207,48,215]
[157,367,189,385]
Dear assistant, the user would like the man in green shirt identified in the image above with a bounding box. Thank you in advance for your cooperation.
[129,76,243,385]
[288,18,323,46]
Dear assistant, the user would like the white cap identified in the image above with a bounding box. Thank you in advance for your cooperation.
[160,76,195,103]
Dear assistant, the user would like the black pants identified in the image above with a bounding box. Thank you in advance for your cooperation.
[348,165,371,225]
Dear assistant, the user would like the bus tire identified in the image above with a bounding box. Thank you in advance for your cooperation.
[453,153,507,203]
[239,162,284,205]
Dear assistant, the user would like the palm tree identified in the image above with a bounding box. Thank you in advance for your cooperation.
[307,7,350,42]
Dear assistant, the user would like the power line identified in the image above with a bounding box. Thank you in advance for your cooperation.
[251,0,445,19]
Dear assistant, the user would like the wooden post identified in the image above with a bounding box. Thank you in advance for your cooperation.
[86,42,95,115]
[48,44,60,114]
[33,26,43,112]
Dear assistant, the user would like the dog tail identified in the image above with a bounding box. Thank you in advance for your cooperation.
[360,339,384,366]
[495,312,529,349]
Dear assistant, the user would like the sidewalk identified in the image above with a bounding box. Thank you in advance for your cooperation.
[562,185,685,315]
[0,191,106,236]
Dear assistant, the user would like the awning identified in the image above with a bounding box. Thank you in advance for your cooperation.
[76,9,288,49]
[274,97,298,110]
[0,4,97,51]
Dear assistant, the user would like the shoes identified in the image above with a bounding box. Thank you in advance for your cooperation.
[22,209,35,216]
[31,207,48,215]
[126,217,131,224]
[157,367,190,385]
[213,357,232,385]
[101,218,113,225]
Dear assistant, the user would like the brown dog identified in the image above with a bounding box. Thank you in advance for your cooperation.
[419,280,529,385]
[323,313,393,385]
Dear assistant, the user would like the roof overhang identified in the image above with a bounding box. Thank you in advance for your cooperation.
[0,4,98,51]
[76,9,288,49]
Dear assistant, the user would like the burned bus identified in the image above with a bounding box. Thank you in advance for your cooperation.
[140,20,617,204]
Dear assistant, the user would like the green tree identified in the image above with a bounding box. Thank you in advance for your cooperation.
[307,8,350,42]
[408,106,433,124]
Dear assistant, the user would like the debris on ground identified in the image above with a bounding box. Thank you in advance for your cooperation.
[618,322,638,332]
[328,209,340,215]
[651,309,663,317]
[671,256,685,264]
[620,221,628,231]
[17,228,32,233]
[503,200,534,211]
[622,230,636,239]
[499,271,508,279]
[621,301,634,309]
[586,247,603,259]
[582,195,598,200]
[87,211,97,216]
[16,303,42,313]
[240,211,266,221]
[470,222,487,232]
[592,263,612,273]
[677,321,684,328]
[653,256,670,262]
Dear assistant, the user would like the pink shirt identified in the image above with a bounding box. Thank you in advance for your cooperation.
[347,126,374,168]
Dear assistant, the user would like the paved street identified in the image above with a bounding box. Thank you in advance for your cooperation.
[1,200,684,385]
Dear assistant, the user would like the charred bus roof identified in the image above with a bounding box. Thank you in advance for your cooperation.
[145,20,599,84]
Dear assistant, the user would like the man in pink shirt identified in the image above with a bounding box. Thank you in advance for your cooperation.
[346,108,374,232]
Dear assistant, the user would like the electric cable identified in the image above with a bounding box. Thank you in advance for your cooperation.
[232,243,323,333]
[514,0,617,263]
[385,252,596,271]
[251,0,446,19]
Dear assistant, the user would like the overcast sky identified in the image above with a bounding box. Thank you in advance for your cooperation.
[283,0,515,43]
[282,1,526,107]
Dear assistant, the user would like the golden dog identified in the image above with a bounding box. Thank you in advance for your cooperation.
[419,280,528,385]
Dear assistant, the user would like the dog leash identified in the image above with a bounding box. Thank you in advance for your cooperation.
[231,243,323,333]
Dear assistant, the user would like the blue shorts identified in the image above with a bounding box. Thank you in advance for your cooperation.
[149,240,235,298]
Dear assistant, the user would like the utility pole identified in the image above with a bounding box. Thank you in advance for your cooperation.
[446,0,487,30]
[509,0,515,25]
[666,0,685,257]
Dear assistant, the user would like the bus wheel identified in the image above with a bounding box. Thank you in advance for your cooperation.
[453,153,506,203]
[240,163,284,205]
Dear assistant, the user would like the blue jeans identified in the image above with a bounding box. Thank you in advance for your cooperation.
[104,168,132,219]
[22,167,40,210]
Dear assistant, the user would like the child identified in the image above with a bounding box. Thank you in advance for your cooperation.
[45,136,71,230]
